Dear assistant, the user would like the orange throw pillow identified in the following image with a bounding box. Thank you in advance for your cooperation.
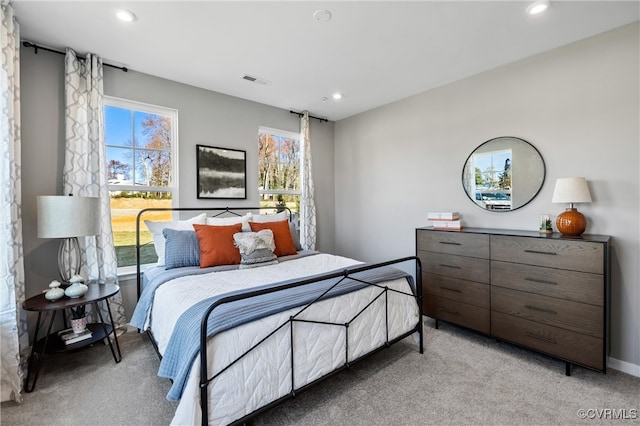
[248,220,297,257]
[193,223,242,267]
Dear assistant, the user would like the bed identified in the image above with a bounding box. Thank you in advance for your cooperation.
[130,207,423,425]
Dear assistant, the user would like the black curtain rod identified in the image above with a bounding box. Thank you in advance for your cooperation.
[289,110,329,123]
[22,41,128,72]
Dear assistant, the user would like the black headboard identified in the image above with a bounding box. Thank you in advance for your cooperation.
[135,206,292,298]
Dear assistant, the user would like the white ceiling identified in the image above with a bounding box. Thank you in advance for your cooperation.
[12,1,640,121]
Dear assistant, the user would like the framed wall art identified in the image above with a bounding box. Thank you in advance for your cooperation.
[196,145,247,199]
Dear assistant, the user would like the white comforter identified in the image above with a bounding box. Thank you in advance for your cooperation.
[146,254,419,425]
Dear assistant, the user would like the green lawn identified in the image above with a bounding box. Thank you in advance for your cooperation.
[114,230,157,267]
[116,243,158,268]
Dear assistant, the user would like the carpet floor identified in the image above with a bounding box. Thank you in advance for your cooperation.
[2,318,638,425]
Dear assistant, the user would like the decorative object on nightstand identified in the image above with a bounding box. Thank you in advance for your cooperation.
[552,177,592,236]
[64,274,88,298]
[539,214,553,234]
[44,280,65,301]
[58,327,92,345]
[69,304,87,333]
[37,194,100,282]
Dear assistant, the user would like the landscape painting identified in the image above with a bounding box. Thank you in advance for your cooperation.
[196,145,247,199]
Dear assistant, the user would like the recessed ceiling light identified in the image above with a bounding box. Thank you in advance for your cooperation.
[116,9,136,22]
[332,93,343,100]
[527,1,550,16]
[313,9,332,23]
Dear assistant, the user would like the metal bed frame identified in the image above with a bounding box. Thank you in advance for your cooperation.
[135,207,423,426]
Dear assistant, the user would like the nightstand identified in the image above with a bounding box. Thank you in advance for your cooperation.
[23,283,122,392]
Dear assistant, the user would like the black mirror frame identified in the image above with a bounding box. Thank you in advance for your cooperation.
[462,136,546,213]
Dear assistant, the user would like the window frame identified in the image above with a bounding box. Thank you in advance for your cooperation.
[104,96,179,196]
[104,96,179,274]
[258,126,302,200]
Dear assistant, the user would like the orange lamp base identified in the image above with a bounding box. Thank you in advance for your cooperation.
[556,208,587,236]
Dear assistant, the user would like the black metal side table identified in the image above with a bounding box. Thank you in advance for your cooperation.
[22,283,122,392]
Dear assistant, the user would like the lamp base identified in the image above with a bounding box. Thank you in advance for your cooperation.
[58,237,81,282]
[556,208,587,236]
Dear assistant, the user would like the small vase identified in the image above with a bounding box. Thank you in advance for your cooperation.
[45,281,65,302]
[64,282,88,298]
[70,316,87,334]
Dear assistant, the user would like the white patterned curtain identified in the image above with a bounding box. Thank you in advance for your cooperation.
[64,49,126,328]
[1,2,27,402]
[300,111,316,250]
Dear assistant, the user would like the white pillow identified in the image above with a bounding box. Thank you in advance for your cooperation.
[205,212,252,231]
[144,213,206,266]
[251,211,288,223]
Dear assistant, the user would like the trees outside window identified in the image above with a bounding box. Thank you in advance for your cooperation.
[104,97,177,268]
[258,127,300,215]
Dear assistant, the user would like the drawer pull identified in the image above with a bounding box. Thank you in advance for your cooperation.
[525,277,557,286]
[439,264,461,269]
[440,308,460,316]
[524,249,557,256]
[526,332,557,344]
[440,287,461,293]
[525,305,557,315]
[439,241,461,246]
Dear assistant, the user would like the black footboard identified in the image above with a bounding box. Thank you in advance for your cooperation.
[199,256,423,426]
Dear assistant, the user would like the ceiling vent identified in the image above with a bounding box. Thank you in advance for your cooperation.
[242,74,271,85]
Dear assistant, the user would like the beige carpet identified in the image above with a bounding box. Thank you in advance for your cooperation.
[2,318,639,425]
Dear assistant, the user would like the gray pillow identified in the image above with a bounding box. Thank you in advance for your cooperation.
[289,221,302,251]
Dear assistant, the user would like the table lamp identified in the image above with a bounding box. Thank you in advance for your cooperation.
[37,195,100,282]
[551,177,592,236]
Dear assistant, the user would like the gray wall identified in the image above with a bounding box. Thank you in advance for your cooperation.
[334,23,640,372]
[20,47,335,322]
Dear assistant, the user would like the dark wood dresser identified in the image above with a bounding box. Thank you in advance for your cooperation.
[416,227,610,375]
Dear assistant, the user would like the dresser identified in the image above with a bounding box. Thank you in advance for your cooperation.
[416,227,610,375]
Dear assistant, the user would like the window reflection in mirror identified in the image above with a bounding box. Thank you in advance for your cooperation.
[462,137,545,212]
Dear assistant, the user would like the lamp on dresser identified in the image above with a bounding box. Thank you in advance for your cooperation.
[37,194,100,282]
[552,177,592,236]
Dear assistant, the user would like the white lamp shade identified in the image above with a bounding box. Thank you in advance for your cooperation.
[551,177,592,204]
[37,195,100,238]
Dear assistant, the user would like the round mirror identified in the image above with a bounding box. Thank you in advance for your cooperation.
[462,136,545,212]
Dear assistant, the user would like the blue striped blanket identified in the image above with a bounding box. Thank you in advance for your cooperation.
[157,264,414,401]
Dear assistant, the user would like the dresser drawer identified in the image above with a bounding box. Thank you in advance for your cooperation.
[491,261,603,306]
[423,272,489,309]
[417,230,489,259]
[492,311,603,371]
[420,252,490,283]
[491,286,603,338]
[491,235,604,274]
[425,297,490,334]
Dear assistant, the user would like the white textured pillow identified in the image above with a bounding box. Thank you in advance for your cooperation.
[233,230,278,269]
[206,212,252,231]
[144,213,206,266]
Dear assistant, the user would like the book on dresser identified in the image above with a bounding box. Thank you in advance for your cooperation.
[58,328,92,345]
[430,220,462,230]
[427,211,459,221]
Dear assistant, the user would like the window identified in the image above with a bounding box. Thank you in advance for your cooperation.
[104,97,177,268]
[258,127,300,215]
